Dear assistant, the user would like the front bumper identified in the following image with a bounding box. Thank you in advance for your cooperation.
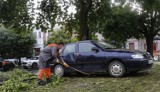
[22,62,32,68]
[125,59,153,72]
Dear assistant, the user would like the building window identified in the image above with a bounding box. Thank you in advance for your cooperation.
[129,43,135,50]
[34,32,37,38]
[39,32,41,38]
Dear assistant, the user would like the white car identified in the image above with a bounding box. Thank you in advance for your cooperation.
[22,57,39,69]
[5,58,19,65]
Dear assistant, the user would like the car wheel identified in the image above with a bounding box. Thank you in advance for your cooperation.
[108,61,126,77]
[53,64,64,77]
[32,63,38,69]
[9,63,15,70]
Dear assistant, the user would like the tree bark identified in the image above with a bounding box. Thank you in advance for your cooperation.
[145,35,154,57]
[79,0,92,40]
[18,57,21,66]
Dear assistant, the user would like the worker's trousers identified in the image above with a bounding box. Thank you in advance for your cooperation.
[38,56,54,80]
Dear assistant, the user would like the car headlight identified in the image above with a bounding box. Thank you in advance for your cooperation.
[131,54,144,59]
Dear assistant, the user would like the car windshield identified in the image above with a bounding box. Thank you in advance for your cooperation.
[95,41,116,49]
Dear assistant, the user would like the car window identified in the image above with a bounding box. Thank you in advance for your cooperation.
[59,46,65,54]
[79,42,96,52]
[95,41,115,49]
[29,57,38,60]
[63,44,76,54]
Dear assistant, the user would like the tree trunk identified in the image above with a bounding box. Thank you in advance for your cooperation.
[18,52,21,66]
[145,36,154,56]
[18,57,22,66]
[123,41,126,49]
[79,0,92,40]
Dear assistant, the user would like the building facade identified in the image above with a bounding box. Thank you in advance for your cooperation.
[33,28,50,56]
[126,38,160,55]
[126,39,147,51]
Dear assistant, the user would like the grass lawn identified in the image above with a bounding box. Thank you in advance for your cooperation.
[1,63,160,92]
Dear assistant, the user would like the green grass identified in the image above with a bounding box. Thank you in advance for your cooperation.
[35,64,160,92]
[1,64,160,92]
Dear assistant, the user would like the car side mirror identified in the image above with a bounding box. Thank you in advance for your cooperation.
[91,47,99,53]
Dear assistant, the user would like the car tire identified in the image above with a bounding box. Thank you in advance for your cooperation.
[53,64,64,77]
[9,63,15,70]
[32,63,38,69]
[108,61,126,77]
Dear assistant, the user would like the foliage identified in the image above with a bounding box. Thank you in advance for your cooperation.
[11,29,36,60]
[0,69,32,92]
[59,0,109,40]
[36,0,61,32]
[76,0,92,40]
[0,64,159,92]
[0,26,16,58]
[88,0,111,37]
[36,64,160,92]
[61,14,78,37]
[102,5,141,47]
[0,26,35,59]
[0,0,36,59]
[46,29,78,45]
[135,0,160,56]
[0,68,65,92]
[0,0,34,30]
[56,1,79,40]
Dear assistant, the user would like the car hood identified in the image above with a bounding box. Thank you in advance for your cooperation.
[104,49,149,54]
[23,59,38,62]
[104,49,152,58]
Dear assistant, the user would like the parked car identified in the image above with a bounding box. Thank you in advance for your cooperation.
[0,57,15,71]
[52,40,153,77]
[22,57,39,69]
[5,58,19,65]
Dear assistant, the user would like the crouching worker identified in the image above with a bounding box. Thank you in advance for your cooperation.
[37,42,64,86]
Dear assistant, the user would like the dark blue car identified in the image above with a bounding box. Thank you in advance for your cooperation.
[52,40,153,77]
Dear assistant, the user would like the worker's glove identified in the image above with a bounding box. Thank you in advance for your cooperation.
[56,59,60,63]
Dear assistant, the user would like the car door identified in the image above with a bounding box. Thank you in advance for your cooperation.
[60,43,81,70]
[76,42,106,72]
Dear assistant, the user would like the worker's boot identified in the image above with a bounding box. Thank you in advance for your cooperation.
[38,79,46,86]
[46,78,52,84]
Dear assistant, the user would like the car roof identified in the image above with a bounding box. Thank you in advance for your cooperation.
[65,40,93,45]
[77,40,93,43]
